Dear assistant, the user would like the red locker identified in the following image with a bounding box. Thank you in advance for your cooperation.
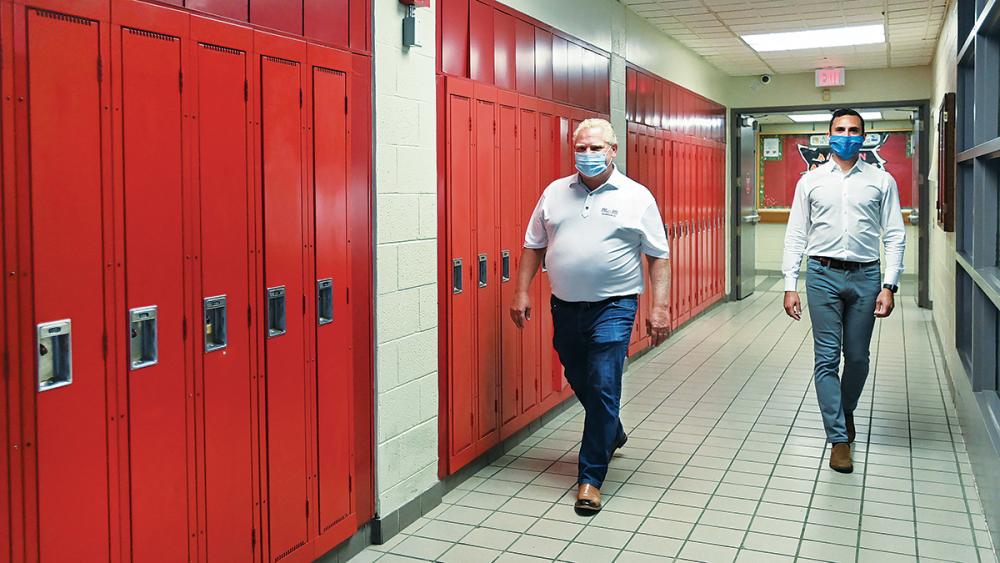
[251,0,303,35]
[15,7,113,561]
[187,0,249,21]
[653,81,662,129]
[116,9,192,560]
[493,10,515,91]
[498,93,520,427]
[190,20,258,562]
[625,67,636,122]
[536,107,556,404]
[581,48,596,111]
[256,35,310,560]
[517,98,540,419]
[596,54,609,114]
[533,28,551,99]
[311,56,356,537]
[439,0,469,77]
[566,42,583,108]
[515,19,534,95]
[444,79,476,463]
[305,0,350,49]
[469,0,493,85]
[551,35,567,103]
[348,0,369,52]
[473,85,499,445]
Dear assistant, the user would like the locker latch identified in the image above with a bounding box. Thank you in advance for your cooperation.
[317,278,334,326]
[452,259,463,294]
[36,319,72,392]
[129,306,159,370]
[501,250,511,283]
[267,286,287,338]
[478,254,488,288]
[203,295,228,352]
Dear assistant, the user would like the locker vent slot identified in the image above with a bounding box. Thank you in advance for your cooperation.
[198,42,244,56]
[321,513,351,533]
[316,278,334,325]
[501,250,511,282]
[315,67,345,76]
[274,541,307,561]
[477,254,488,288]
[452,259,463,294]
[203,295,228,352]
[125,28,179,42]
[32,9,92,26]
[129,306,159,370]
[262,55,298,67]
[36,319,72,392]
[267,286,287,338]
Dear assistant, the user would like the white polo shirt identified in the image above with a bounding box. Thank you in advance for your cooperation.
[524,165,670,302]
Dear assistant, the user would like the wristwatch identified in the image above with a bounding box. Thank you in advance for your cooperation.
[882,283,898,294]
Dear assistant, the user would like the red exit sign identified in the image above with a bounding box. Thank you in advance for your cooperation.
[816,67,846,87]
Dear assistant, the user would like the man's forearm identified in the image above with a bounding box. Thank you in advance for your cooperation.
[515,248,545,294]
[646,256,670,308]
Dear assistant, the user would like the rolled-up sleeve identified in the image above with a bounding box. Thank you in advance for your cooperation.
[638,202,670,258]
[880,175,906,286]
[523,193,548,249]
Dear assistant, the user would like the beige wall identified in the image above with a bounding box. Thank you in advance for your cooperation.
[730,66,933,109]
[755,223,919,277]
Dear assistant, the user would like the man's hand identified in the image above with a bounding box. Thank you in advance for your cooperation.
[783,291,802,321]
[874,288,895,318]
[510,290,532,328]
[647,304,671,346]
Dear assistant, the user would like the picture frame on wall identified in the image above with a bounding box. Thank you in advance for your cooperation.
[937,92,956,232]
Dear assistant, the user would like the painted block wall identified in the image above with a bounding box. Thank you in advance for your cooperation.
[728,66,933,109]
[373,0,440,516]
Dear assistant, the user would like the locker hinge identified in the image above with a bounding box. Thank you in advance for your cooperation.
[299,89,303,107]
[251,528,256,549]
[344,95,348,114]
[244,79,248,101]
[348,474,353,492]
[494,399,498,413]
[493,120,496,134]
[97,56,103,83]
[182,316,188,341]
[248,305,252,327]
[179,71,183,92]
[468,117,472,132]
[303,295,306,313]
[102,331,108,359]
[305,499,310,518]
[346,287,350,304]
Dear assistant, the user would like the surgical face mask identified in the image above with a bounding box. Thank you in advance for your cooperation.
[575,150,610,177]
[829,135,864,159]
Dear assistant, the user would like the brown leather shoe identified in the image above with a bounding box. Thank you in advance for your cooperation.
[829,443,853,473]
[845,413,856,444]
[574,484,602,514]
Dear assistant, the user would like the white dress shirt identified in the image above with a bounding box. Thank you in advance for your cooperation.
[782,158,906,292]
[524,165,670,302]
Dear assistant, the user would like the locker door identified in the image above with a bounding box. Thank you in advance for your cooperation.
[193,38,256,562]
[537,109,555,403]
[518,102,539,415]
[22,9,111,562]
[119,23,191,563]
[251,0,303,35]
[498,96,520,427]
[626,129,640,348]
[260,50,309,558]
[662,140,676,328]
[474,88,499,442]
[558,114,572,177]
[493,11,515,91]
[680,143,691,321]
[445,83,475,460]
[312,65,354,532]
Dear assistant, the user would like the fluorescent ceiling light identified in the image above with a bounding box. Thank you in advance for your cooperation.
[742,24,885,52]
[788,111,882,123]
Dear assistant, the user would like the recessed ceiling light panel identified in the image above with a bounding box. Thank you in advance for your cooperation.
[742,24,885,53]
[788,111,883,123]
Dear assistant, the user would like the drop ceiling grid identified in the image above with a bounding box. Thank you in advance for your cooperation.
[622,0,949,75]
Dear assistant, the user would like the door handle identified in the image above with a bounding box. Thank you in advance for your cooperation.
[452,258,463,294]
[129,306,158,370]
[203,295,228,352]
[267,286,286,338]
[908,211,919,225]
[478,253,488,288]
[317,279,334,325]
[741,213,760,224]
[501,250,511,282]
[37,319,72,391]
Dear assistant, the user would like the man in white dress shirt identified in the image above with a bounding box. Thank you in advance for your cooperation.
[781,108,906,473]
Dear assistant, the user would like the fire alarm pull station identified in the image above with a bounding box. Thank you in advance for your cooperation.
[400,0,428,47]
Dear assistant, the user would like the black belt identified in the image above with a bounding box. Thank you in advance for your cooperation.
[810,256,879,271]
[551,294,637,310]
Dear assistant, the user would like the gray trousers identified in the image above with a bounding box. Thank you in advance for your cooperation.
[805,258,881,444]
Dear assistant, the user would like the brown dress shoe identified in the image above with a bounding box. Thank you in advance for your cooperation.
[829,443,853,473]
[574,484,602,514]
[845,413,856,444]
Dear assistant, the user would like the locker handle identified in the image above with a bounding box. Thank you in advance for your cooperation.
[129,306,158,370]
[267,286,287,338]
[317,278,334,325]
[501,250,511,283]
[478,253,488,288]
[204,295,228,352]
[37,319,72,391]
[452,259,463,294]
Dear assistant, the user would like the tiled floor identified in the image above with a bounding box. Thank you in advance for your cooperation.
[352,281,997,562]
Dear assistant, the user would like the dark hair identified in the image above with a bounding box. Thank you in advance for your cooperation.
[829,108,865,134]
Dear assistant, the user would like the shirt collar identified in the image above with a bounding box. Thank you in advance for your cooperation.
[573,164,622,193]
[827,157,866,176]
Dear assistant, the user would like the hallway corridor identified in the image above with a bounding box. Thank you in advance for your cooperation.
[353,280,997,563]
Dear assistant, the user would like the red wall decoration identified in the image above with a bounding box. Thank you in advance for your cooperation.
[760,132,914,209]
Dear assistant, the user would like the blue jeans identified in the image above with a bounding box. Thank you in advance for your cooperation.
[805,258,881,444]
[551,294,636,489]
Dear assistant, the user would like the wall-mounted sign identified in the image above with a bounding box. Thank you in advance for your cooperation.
[810,135,829,146]
[815,67,846,87]
[762,137,782,159]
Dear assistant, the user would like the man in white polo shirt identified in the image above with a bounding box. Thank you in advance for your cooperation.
[782,108,906,474]
[510,118,671,513]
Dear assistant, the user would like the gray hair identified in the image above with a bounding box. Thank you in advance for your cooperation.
[573,118,618,146]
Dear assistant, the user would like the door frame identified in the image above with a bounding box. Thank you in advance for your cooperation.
[728,100,932,309]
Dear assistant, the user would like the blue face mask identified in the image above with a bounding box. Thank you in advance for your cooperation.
[829,135,864,159]
[575,151,610,178]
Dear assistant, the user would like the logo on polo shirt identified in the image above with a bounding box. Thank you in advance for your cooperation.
[600,207,619,217]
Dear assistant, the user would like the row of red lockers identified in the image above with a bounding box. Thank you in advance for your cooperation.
[438,76,728,476]
[0,1,374,562]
